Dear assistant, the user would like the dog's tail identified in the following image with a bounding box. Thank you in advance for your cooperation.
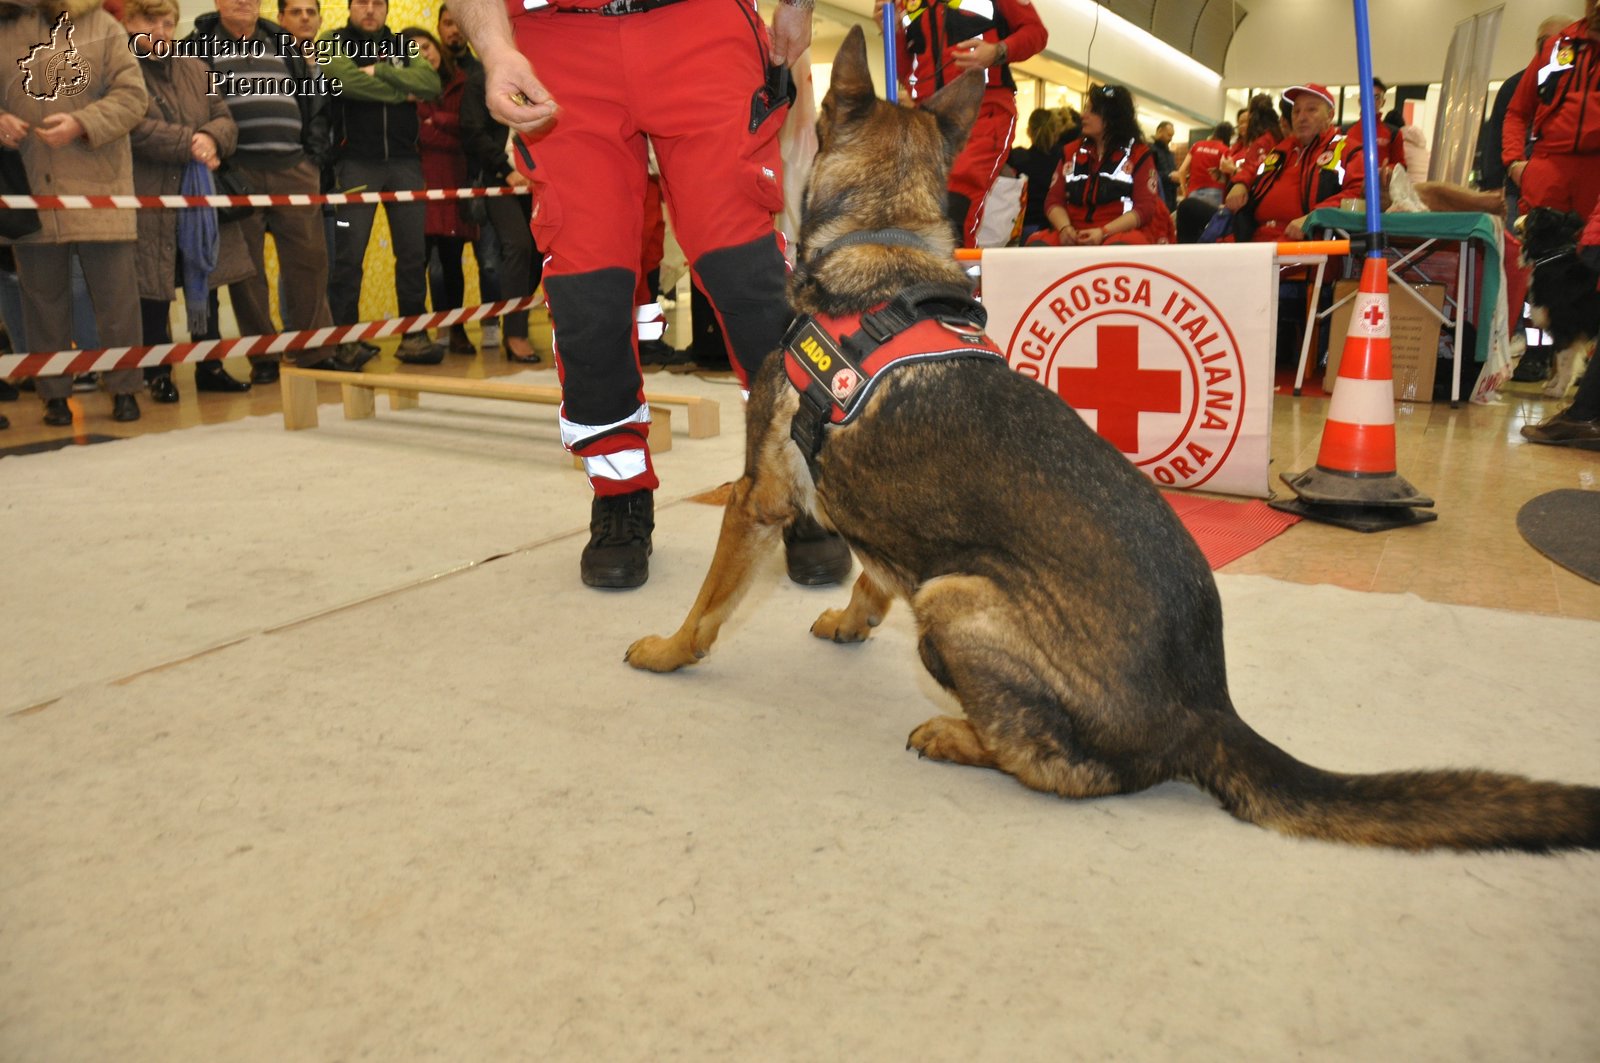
[1183,714,1600,852]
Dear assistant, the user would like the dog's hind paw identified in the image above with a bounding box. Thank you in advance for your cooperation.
[625,634,698,673]
[810,607,876,644]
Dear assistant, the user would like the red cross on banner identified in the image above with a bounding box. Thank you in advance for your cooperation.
[1056,325,1183,453]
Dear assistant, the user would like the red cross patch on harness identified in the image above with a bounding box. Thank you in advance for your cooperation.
[783,309,1007,427]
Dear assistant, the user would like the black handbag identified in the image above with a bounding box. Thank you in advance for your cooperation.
[211,163,256,224]
[0,147,42,239]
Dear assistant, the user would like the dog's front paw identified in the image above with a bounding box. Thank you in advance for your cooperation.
[906,715,989,766]
[625,634,699,673]
[810,607,875,644]
[1543,378,1571,398]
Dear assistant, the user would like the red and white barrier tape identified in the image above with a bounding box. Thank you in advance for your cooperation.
[0,185,527,211]
[0,295,543,380]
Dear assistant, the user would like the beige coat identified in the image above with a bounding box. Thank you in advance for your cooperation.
[130,54,253,299]
[0,0,148,244]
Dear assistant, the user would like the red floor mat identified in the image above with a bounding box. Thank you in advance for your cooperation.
[1164,492,1302,569]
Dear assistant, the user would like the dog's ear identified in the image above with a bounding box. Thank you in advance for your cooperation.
[819,24,877,148]
[921,69,985,164]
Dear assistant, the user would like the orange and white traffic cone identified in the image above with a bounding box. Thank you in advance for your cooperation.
[1271,256,1436,531]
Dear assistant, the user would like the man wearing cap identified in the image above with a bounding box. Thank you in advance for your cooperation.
[1224,83,1364,242]
[1344,77,1406,174]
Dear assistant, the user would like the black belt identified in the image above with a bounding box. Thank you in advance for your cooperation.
[567,0,688,14]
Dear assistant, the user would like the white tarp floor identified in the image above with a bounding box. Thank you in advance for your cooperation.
[3,374,1596,1061]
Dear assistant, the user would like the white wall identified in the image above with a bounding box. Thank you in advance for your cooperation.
[1222,0,1581,90]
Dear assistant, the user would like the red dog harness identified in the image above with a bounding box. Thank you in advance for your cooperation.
[783,284,1008,476]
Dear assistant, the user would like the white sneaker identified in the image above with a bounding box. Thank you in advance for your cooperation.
[481,321,501,348]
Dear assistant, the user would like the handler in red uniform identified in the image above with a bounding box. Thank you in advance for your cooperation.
[447,0,849,589]
[1031,84,1172,247]
[875,0,1047,247]
[1225,83,1364,242]
[1502,1,1600,219]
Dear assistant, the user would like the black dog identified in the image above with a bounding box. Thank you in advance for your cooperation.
[1520,207,1600,397]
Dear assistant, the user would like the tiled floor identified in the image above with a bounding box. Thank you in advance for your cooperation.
[4,314,1597,621]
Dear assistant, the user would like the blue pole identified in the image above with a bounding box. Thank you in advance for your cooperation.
[882,4,899,102]
[1351,0,1383,256]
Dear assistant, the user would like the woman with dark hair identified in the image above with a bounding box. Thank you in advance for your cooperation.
[1222,94,1283,182]
[1034,84,1171,246]
[404,25,479,356]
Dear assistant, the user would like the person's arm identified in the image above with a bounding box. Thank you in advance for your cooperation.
[448,0,559,133]
[1501,45,1547,184]
[375,57,443,101]
[320,50,408,103]
[60,20,148,147]
[1042,157,1074,241]
[993,0,1047,63]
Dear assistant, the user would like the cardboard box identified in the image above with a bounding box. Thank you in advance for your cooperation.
[1324,279,1446,402]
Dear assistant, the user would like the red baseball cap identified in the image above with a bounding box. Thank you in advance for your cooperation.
[1283,84,1336,109]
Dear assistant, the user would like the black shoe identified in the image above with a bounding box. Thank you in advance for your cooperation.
[447,325,476,355]
[784,513,852,586]
[113,393,140,422]
[193,361,251,393]
[42,397,71,426]
[395,332,446,365]
[0,378,18,401]
[1512,346,1553,383]
[638,337,692,369]
[250,360,280,385]
[580,489,654,589]
[0,411,9,430]
[314,343,377,372]
[147,371,180,404]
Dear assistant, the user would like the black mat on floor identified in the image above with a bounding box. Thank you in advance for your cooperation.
[1517,489,1600,585]
[0,434,124,459]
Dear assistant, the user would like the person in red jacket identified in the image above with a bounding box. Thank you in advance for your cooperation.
[875,0,1047,248]
[1224,83,1364,242]
[1502,0,1600,219]
[438,0,850,591]
[1031,84,1172,247]
[1344,77,1406,176]
[405,26,480,357]
[1176,120,1232,208]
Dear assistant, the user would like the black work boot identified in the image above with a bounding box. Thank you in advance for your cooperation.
[581,489,654,589]
[784,512,852,586]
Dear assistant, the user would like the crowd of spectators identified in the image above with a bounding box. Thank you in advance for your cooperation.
[0,0,541,429]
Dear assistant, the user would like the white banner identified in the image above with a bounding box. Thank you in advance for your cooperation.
[980,244,1278,498]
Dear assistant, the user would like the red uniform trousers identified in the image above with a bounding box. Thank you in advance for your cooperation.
[1519,150,1600,220]
[948,90,1018,248]
[513,0,790,496]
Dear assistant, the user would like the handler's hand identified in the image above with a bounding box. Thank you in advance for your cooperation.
[483,51,557,134]
[770,2,813,67]
[951,36,999,71]
[35,113,84,149]
[871,0,904,27]
[1285,215,1308,241]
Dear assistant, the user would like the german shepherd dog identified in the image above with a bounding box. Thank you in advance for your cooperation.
[1519,207,1599,398]
[627,28,1600,853]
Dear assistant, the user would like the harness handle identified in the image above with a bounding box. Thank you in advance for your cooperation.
[860,282,985,343]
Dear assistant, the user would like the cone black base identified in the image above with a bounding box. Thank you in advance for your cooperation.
[1269,496,1439,532]
[1279,467,1434,509]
